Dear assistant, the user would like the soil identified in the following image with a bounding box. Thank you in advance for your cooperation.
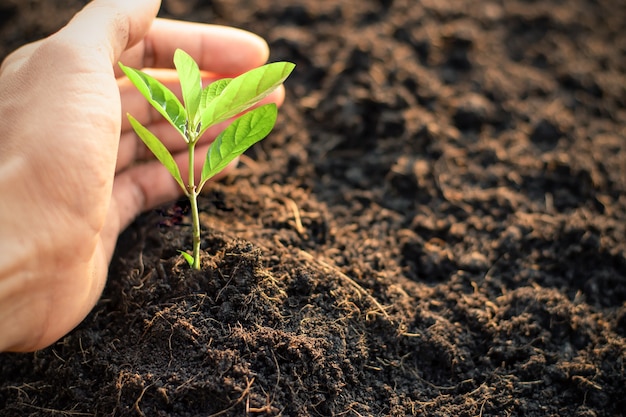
[1,0,625,416]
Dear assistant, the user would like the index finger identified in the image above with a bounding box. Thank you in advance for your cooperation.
[116,18,269,77]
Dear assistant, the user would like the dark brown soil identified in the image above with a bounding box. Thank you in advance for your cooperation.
[1,0,625,416]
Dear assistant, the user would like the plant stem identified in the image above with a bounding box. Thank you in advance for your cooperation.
[188,141,201,269]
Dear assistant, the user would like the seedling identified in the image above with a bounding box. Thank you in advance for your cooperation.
[120,49,294,269]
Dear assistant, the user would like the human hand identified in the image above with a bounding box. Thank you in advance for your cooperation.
[0,0,284,352]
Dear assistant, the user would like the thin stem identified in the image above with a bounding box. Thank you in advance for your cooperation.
[188,140,201,270]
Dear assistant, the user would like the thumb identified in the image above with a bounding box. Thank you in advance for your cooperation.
[54,0,161,65]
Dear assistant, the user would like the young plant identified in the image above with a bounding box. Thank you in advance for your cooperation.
[119,49,294,269]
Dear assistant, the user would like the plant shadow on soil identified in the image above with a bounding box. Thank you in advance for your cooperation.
[1,0,626,416]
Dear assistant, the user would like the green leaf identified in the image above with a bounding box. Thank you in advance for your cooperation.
[178,250,195,266]
[127,114,187,193]
[199,103,278,190]
[119,62,187,138]
[200,62,294,134]
[200,78,232,111]
[174,49,202,125]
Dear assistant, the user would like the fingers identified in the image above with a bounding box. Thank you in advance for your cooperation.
[117,19,269,77]
[118,68,286,131]
[1,0,159,78]
[111,143,238,233]
[116,118,233,172]
[117,68,214,131]
[2,0,157,74]
[116,78,285,173]
[54,0,160,66]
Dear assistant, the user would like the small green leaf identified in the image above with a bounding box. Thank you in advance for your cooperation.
[200,62,294,134]
[178,250,195,266]
[119,62,187,138]
[127,114,187,193]
[174,49,202,125]
[199,103,278,190]
[200,78,232,113]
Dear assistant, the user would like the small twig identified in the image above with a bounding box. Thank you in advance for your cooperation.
[281,197,307,238]
[208,378,255,417]
[479,400,486,417]
[133,383,153,417]
[297,250,390,320]
[21,403,94,416]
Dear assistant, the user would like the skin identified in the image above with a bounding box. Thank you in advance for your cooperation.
[0,0,285,352]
